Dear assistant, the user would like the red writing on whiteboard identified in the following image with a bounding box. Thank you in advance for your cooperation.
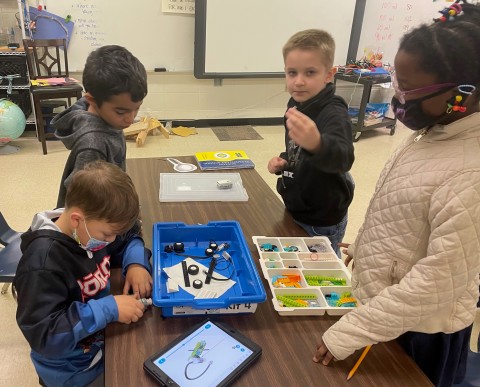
[379,14,395,22]
[381,2,398,10]
[377,24,392,32]
[375,32,393,42]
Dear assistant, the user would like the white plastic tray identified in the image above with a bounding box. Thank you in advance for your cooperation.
[252,236,355,316]
[159,172,248,202]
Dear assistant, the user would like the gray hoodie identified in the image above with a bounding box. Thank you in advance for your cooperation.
[52,98,126,208]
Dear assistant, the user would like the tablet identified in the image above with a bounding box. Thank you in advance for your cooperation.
[143,319,262,386]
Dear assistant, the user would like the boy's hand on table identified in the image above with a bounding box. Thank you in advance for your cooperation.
[124,264,153,298]
[313,337,336,365]
[114,294,145,324]
[285,108,321,153]
[268,157,287,174]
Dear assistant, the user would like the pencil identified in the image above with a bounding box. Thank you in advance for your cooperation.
[346,345,372,381]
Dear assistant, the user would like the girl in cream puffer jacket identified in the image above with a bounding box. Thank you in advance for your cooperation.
[323,113,480,360]
[316,4,480,386]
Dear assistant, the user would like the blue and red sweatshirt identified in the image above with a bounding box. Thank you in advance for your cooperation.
[13,210,151,387]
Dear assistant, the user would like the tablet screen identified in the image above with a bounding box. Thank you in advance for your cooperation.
[144,320,261,387]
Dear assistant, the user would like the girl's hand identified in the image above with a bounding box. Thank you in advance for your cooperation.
[313,338,336,365]
[338,242,354,268]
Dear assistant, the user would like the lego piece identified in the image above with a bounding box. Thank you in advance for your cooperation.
[308,243,329,253]
[260,243,278,252]
[140,298,153,307]
[182,260,190,287]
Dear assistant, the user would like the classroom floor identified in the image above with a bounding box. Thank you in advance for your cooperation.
[0,124,478,386]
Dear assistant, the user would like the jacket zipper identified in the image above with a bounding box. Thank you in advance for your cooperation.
[389,260,398,284]
[414,128,430,142]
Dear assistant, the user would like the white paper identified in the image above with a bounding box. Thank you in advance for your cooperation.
[162,0,195,14]
[163,257,236,298]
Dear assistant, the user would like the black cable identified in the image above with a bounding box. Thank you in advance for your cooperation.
[184,361,212,380]
[202,267,234,281]
[174,252,211,259]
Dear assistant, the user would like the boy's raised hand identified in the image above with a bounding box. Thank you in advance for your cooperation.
[114,294,145,324]
[285,107,321,153]
[123,264,153,298]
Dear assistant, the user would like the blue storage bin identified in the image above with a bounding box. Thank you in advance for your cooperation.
[348,102,390,118]
[152,221,266,316]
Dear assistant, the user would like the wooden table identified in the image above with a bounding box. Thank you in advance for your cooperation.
[105,156,433,387]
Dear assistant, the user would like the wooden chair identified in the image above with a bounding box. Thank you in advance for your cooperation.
[23,39,83,155]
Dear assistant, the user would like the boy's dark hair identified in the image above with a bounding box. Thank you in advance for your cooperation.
[399,2,480,87]
[65,160,139,234]
[82,45,148,106]
[283,29,335,69]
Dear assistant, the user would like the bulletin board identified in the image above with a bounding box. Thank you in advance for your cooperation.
[36,0,195,72]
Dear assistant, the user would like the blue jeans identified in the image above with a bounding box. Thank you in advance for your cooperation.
[295,213,348,258]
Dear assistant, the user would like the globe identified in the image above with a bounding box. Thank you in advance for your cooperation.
[0,98,26,154]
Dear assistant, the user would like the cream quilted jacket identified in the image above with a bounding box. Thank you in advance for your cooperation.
[322,113,480,361]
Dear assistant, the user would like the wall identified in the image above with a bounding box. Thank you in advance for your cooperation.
[4,0,391,122]
[40,0,195,72]
[70,71,391,121]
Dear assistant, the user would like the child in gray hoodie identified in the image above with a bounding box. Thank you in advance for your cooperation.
[53,45,148,208]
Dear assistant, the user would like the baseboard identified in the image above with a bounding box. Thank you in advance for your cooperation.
[170,117,283,128]
[23,117,285,133]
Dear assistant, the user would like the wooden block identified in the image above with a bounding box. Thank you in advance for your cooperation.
[136,130,148,146]
[157,121,170,139]
[123,120,149,136]
[124,116,170,145]
[149,118,169,139]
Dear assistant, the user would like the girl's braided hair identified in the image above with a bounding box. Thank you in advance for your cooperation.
[399,1,480,87]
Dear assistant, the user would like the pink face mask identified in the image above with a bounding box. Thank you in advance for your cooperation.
[73,220,112,258]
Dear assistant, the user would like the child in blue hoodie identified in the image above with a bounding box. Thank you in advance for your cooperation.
[14,161,152,387]
[52,45,148,208]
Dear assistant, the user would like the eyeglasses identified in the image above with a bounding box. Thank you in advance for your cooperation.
[391,71,456,104]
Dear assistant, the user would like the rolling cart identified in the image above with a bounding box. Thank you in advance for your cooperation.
[334,72,397,142]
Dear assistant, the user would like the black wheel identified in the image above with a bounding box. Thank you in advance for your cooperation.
[353,131,361,142]
[389,125,396,136]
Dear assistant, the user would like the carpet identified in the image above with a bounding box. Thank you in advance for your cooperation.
[211,125,263,141]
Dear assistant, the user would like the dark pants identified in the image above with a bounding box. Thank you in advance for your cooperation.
[397,325,473,387]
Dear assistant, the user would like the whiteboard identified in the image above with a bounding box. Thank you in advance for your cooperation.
[194,0,358,78]
[44,0,195,72]
[356,1,452,66]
